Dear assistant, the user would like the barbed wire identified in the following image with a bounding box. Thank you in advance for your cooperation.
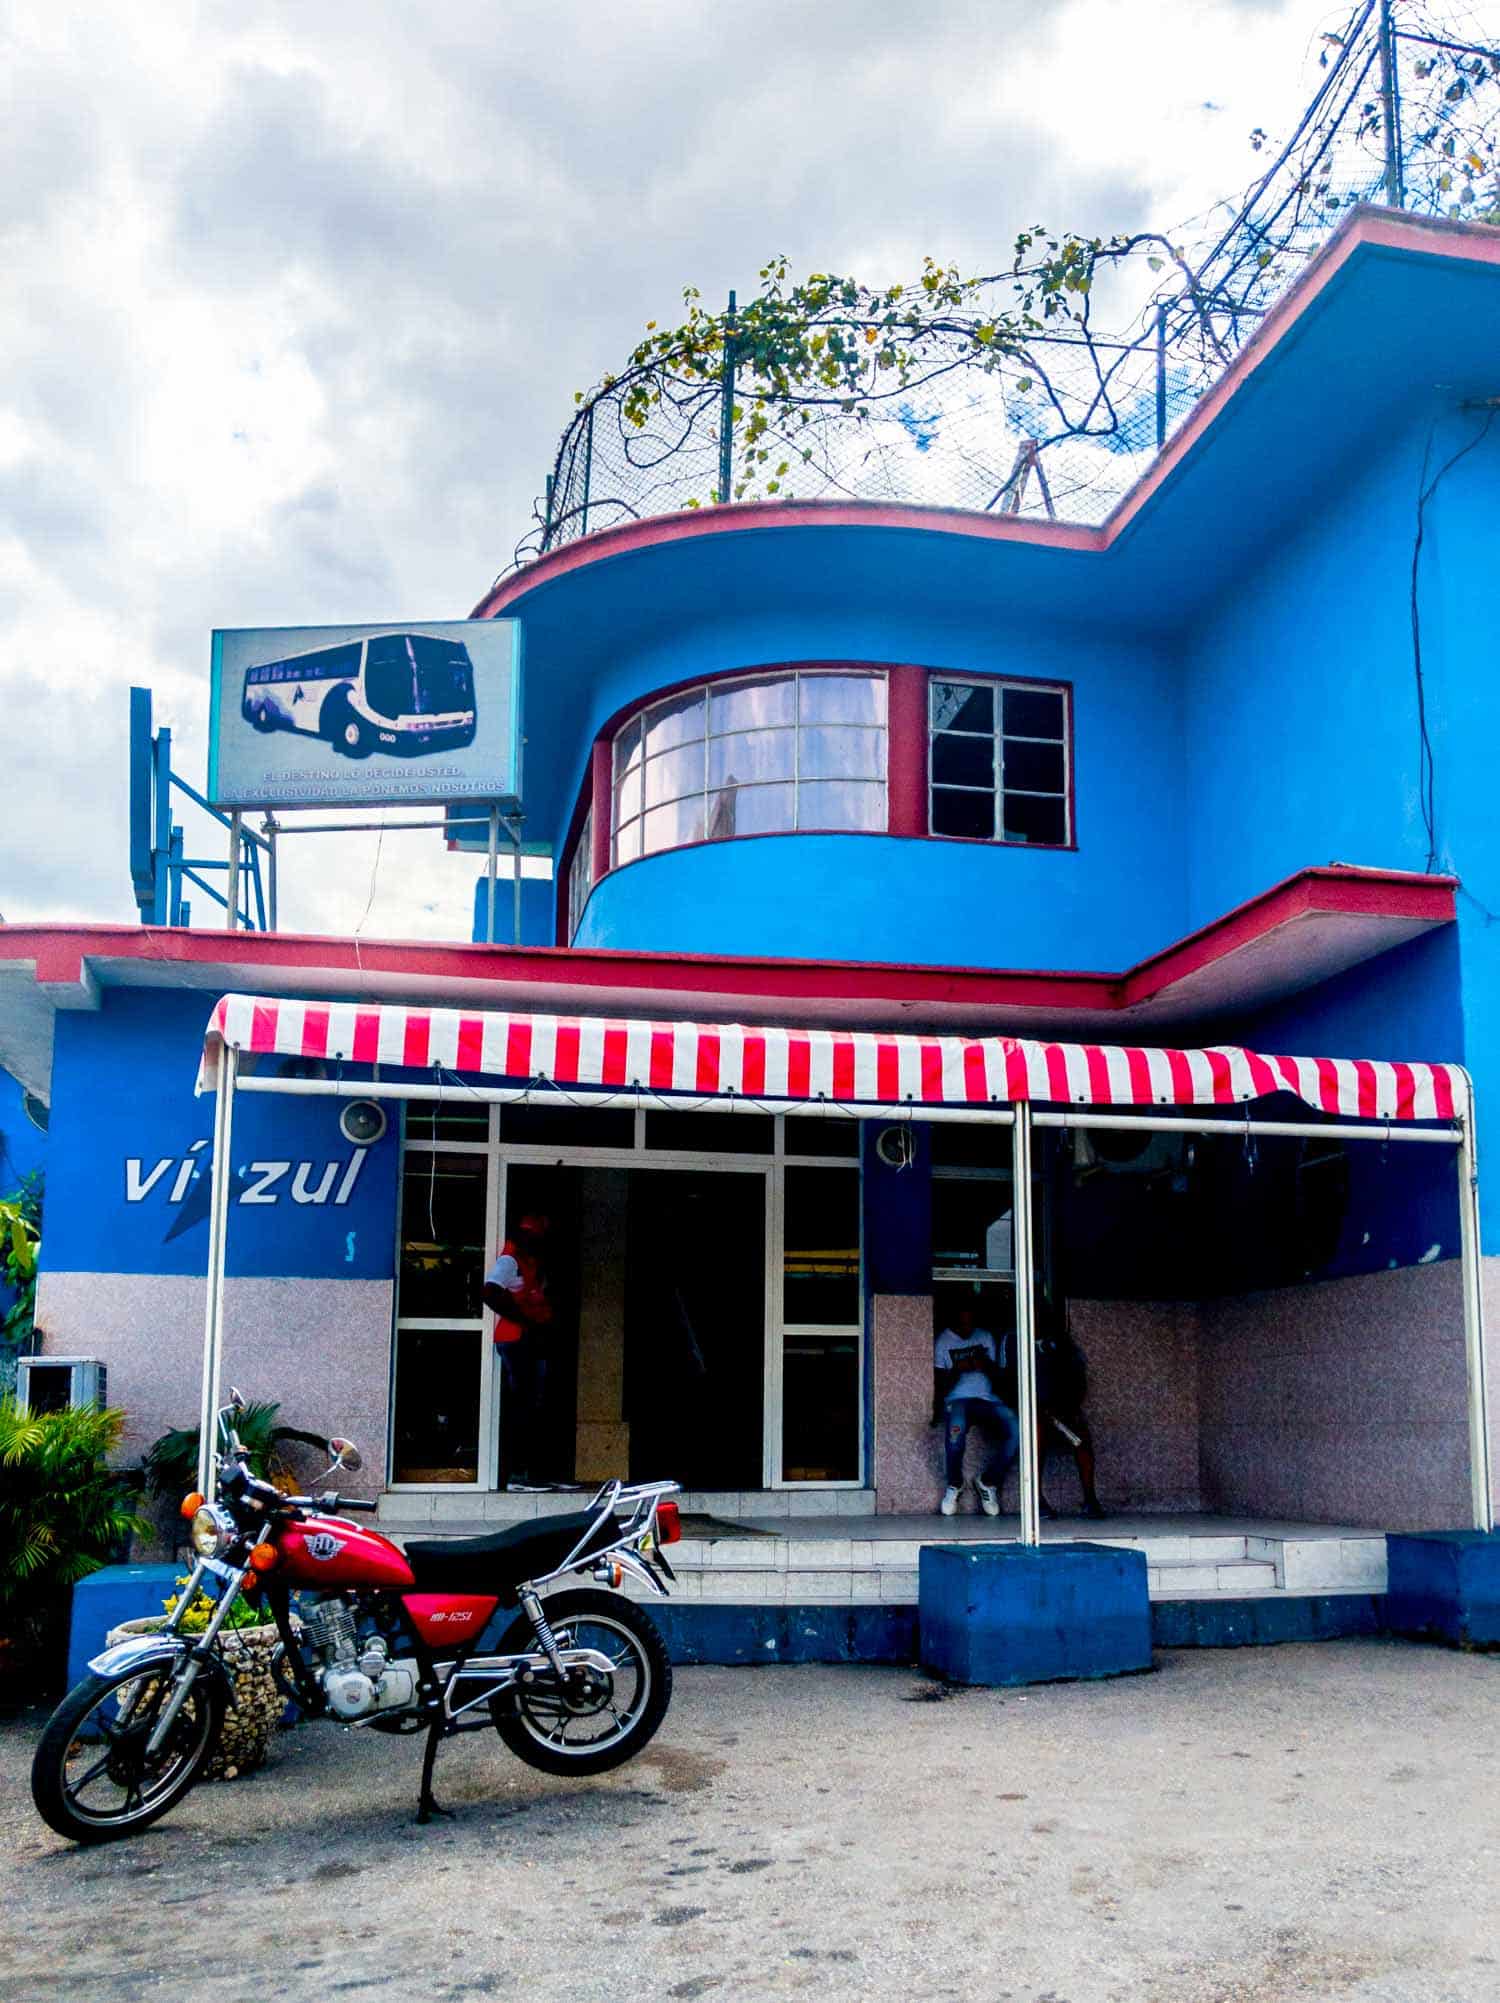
[494,1,1499,582]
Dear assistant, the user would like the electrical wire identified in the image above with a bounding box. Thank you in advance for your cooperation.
[1410,405,1498,871]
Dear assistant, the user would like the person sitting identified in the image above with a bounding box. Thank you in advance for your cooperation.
[933,1305,1020,1518]
[1034,1298,1106,1521]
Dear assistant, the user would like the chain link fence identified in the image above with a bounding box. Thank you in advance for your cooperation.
[496,2,1499,583]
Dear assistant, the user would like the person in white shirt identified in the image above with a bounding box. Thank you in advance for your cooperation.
[932,1306,1020,1517]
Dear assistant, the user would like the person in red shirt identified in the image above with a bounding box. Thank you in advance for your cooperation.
[483,1213,553,1487]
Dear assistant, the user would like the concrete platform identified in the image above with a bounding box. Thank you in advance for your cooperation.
[377,1503,1389,1608]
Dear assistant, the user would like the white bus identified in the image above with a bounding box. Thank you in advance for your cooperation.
[240,632,478,761]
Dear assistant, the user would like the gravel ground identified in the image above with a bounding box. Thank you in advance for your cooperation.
[2,1639,1499,2003]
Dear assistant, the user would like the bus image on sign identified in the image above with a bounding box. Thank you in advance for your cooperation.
[240,632,478,761]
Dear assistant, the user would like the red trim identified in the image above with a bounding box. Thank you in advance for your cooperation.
[470,210,1500,625]
[886,664,927,839]
[1,865,1457,1025]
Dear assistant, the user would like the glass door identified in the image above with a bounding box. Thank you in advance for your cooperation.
[390,1145,496,1486]
[773,1161,863,1484]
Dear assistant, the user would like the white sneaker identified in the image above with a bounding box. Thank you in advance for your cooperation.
[940,1485,961,1517]
[975,1479,1001,1518]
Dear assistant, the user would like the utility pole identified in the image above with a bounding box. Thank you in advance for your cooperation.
[1378,0,1406,209]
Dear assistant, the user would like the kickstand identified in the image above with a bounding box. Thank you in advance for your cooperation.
[415,1717,454,1826]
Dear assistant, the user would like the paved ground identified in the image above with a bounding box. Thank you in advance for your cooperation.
[2,1640,1499,2003]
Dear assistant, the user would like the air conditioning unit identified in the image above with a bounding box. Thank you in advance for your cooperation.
[17,1357,107,1415]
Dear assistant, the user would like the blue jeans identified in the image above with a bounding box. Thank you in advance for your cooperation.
[945,1397,1020,1489]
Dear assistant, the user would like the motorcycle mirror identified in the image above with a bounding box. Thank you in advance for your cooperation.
[328,1437,363,1472]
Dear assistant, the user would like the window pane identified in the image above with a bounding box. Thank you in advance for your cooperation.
[931,734,994,788]
[644,1110,775,1153]
[406,1102,489,1144]
[799,725,885,780]
[799,674,886,724]
[641,796,705,854]
[785,1115,861,1158]
[932,787,995,838]
[642,740,705,808]
[399,1152,487,1319]
[614,817,642,865]
[933,1177,1015,1272]
[392,1329,482,1484]
[710,676,796,732]
[501,1103,634,1147]
[708,728,795,788]
[1002,739,1065,794]
[797,779,885,831]
[784,1166,860,1324]
[932,681,992,734]
[708,781,795,839]
[615,764,642,825]
[643,690,706,756]
[1002,792,1068,845]
[782,1334,860,1482]
[1003,687,1065,739]
[615,716,642,775]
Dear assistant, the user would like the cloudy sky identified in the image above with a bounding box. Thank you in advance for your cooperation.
[2,0,1360,941]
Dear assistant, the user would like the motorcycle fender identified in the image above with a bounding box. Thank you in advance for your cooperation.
[87,1637,238,1709]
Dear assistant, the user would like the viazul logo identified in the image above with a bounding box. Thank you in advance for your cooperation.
[124,1144,368,1242]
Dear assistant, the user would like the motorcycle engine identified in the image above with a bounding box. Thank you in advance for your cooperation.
[302,1598,418,1721]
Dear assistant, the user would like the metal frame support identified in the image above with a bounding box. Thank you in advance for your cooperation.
[1378,0,1407,209]
[1456,1107,1493,1531]
[486,807,500,945]
[1011,1101,1041,1547]
[224,811,242,932]
[718,290,737,504]
[195,1045,239,1495]
[1154,303,1169,451]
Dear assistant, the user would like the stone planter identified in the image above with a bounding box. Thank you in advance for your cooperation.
[105,1615,284,1779]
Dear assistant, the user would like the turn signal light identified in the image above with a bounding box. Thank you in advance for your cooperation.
[656,1501,681,1546]
[180,1491,206,1521]
[248,1542,279,1573]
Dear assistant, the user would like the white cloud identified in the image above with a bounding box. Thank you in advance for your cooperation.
[0,0,1349,939]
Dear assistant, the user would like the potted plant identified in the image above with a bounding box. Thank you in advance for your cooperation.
[144,1401,331,1521]
[0,1396,147,1699]
[106,1575,290,1780]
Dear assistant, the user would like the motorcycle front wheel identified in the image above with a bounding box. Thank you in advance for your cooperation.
[491,1589,672,1778]
[31,1662,224,1845]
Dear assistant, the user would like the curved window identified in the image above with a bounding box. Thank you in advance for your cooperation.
[612,670,887,865]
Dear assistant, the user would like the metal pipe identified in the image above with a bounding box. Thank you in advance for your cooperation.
[1011,1102,1040,1548]
[270,818,459,836]
[225,811,242,932]
[1378,0,1406,208]
[486,807,499,946]
[231,1073,1019,1124]
[195,1046,239,1495]
[265,818,279,931]
[1033,1110,1458,1144]
[1155,302,1168,451]
[1456,1106,1494,1531]
[718,290,737,504]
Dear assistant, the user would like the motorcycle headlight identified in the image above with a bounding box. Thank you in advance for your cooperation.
[190,1504,235,1560]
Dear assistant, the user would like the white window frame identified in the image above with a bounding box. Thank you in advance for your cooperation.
[928,673,1071,847]
[611,667,889,868]
[391,1104,865,1492]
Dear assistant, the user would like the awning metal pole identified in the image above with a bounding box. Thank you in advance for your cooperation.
[195,1045,239,1495]
[1456,1108,1493,1531]
[1011,1101,1040,1548]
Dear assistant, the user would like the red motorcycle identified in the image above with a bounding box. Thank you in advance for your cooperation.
[32,1394,681,1844]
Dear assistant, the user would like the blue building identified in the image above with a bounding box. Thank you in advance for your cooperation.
[2,209,1497,1618]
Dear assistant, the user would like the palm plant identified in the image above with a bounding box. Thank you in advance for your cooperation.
[143,1401,330,1502]
[0,1397,146,1689]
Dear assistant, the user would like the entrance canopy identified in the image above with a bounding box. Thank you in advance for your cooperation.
[196,991,1467,1121]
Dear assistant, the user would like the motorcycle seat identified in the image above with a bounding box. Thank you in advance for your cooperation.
[402,1509,619,1596]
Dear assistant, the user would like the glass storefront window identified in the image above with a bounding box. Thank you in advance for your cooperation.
[391,1329,482,1484]
[398,1152,487,1319]
[782,1333,860,1482]
[784,1165,861,1326]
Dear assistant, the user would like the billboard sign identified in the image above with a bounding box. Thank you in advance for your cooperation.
[208,619,521,810]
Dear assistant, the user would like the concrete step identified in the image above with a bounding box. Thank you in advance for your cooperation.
[377,1488,875,1527]
[1149,1558,1279,1596]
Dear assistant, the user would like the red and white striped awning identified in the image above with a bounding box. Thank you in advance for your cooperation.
[197,992,1467,1122]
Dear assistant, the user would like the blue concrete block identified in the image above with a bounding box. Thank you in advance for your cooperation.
[919,1542,1151,1686]
[66,1564,181,1691]
[648,1604,918,1666]
[1385,1530,1500,1648]
[1151,1593,1383,1649]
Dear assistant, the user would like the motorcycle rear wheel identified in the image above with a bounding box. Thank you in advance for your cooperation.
[32,1663,224,1845]
[491,1589,672,1778]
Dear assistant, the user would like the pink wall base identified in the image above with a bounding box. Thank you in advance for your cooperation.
[35,1271,393,1502]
